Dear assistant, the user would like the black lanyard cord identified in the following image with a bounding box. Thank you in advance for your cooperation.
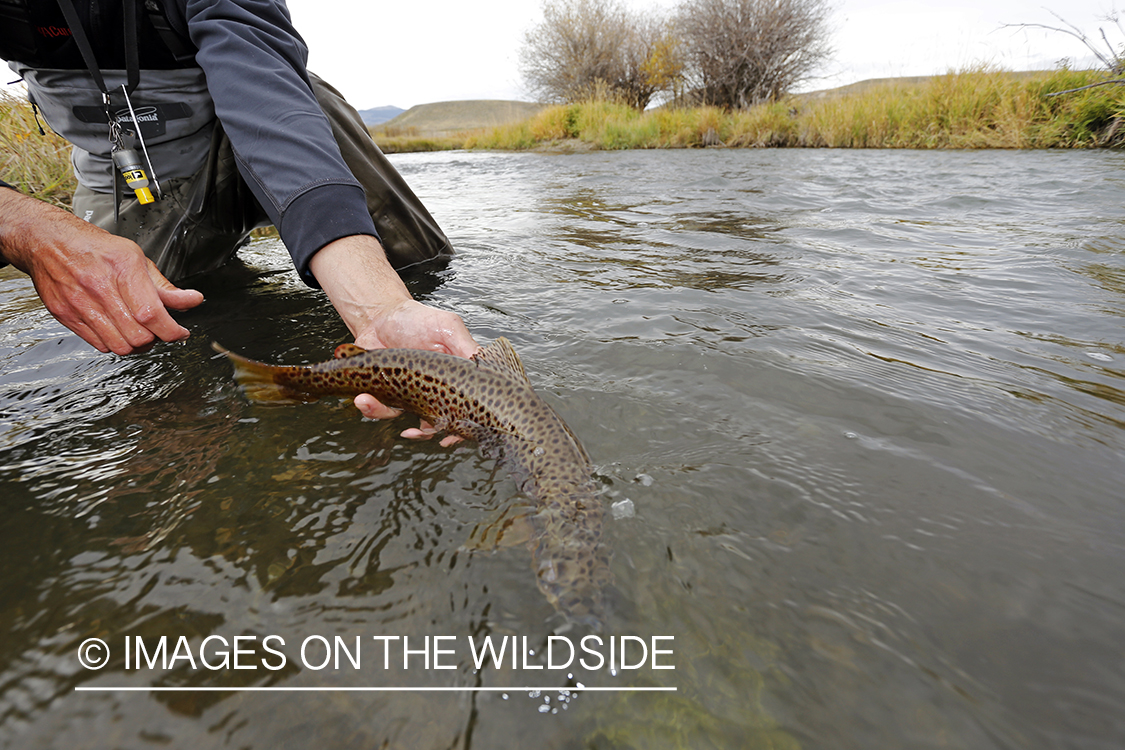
[56,0,160,210]
[56,0,141,102]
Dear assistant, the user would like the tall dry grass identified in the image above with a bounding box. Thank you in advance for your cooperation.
[792,68,1121,148]
[1,93,75,207]
[467,69,1124,152]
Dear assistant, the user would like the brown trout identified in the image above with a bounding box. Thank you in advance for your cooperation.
[212,338,609,629]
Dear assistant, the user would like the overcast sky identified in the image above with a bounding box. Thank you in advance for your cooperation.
[1,1,1117,109]
[287,0,1121,109]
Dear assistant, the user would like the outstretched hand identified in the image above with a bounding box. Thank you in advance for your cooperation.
[0,189,203,354]
[309,235,478,445]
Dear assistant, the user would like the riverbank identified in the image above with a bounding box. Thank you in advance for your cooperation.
[3,68,1120,208]
[459,69,1122,152]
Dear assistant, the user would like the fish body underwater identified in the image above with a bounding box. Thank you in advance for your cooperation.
[213,338,609,629]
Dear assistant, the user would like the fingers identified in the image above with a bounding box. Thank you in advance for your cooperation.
[54,263,189,355]
[147,259,205,312]
[434,313,480,359]
[35,273,148,355]
[54,308,111,353]
[400,421,464,446]
[116,269,192,349]
[354,393,403,421]
[355,397,464,446]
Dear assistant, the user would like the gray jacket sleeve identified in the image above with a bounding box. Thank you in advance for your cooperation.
[175,0,377,287]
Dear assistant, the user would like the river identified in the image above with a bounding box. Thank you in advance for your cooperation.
[1,148,1123,749]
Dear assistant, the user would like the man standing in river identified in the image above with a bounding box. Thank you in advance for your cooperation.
[0,0,477,425]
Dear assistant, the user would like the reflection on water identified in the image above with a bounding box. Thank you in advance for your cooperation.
[2,149,1124,749]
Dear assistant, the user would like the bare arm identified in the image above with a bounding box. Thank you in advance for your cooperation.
[0,189,203,354]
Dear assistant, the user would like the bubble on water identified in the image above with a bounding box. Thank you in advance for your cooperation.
[538,704,551,713]
[611,498,635,520]
[1085,351,1113,362]
[844,432,858,439]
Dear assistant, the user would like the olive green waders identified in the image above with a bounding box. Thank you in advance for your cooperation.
[72,74,453,283]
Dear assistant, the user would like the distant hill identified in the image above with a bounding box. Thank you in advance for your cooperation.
[379,100,546,135]
[357,105,405,125]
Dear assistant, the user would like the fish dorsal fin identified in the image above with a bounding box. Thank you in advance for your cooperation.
[334,343,368,359]
[472,337,531,383]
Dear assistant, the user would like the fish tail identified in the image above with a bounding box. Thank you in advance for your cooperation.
[211,342,312,403]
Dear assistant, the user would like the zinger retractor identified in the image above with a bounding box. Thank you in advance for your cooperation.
[111,134,155,205]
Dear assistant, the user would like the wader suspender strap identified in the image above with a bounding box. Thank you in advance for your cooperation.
[143,0,196,64]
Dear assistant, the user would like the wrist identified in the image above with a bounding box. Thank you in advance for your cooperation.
[310,235,413,337]
[0,187,37,269]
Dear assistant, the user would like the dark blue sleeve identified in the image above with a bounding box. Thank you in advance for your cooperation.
[178,0,377,287]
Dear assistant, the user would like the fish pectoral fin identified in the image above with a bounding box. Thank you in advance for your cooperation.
[333,343,368,359]
[461,502,536,552]
[471,337,532,384]
[445,418,525,455]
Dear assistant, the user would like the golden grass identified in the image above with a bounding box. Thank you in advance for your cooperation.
[369,124,470,153]
[465,68,1125,152]
[1,92,75,207]
[791,68,1120,148]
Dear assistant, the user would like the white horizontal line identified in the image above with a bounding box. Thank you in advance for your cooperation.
[75,686,676,693]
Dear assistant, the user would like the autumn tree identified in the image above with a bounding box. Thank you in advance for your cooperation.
[641,24,688,107]
[520,0,670,109]
[675,0,832,109]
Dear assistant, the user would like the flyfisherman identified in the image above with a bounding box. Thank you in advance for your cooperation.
[0,0,477,424]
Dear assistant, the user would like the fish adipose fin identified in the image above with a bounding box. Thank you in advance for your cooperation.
[472,337,531,383]
[211,342,312,404]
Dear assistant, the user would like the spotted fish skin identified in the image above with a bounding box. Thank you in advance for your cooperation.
[212,338,609,628]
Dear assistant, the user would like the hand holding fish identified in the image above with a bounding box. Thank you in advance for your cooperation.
[352,297,477,446]
[0,189,204,355]
[310,234,477,441]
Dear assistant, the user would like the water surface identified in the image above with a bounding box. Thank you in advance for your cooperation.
[2,149,1123,749]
